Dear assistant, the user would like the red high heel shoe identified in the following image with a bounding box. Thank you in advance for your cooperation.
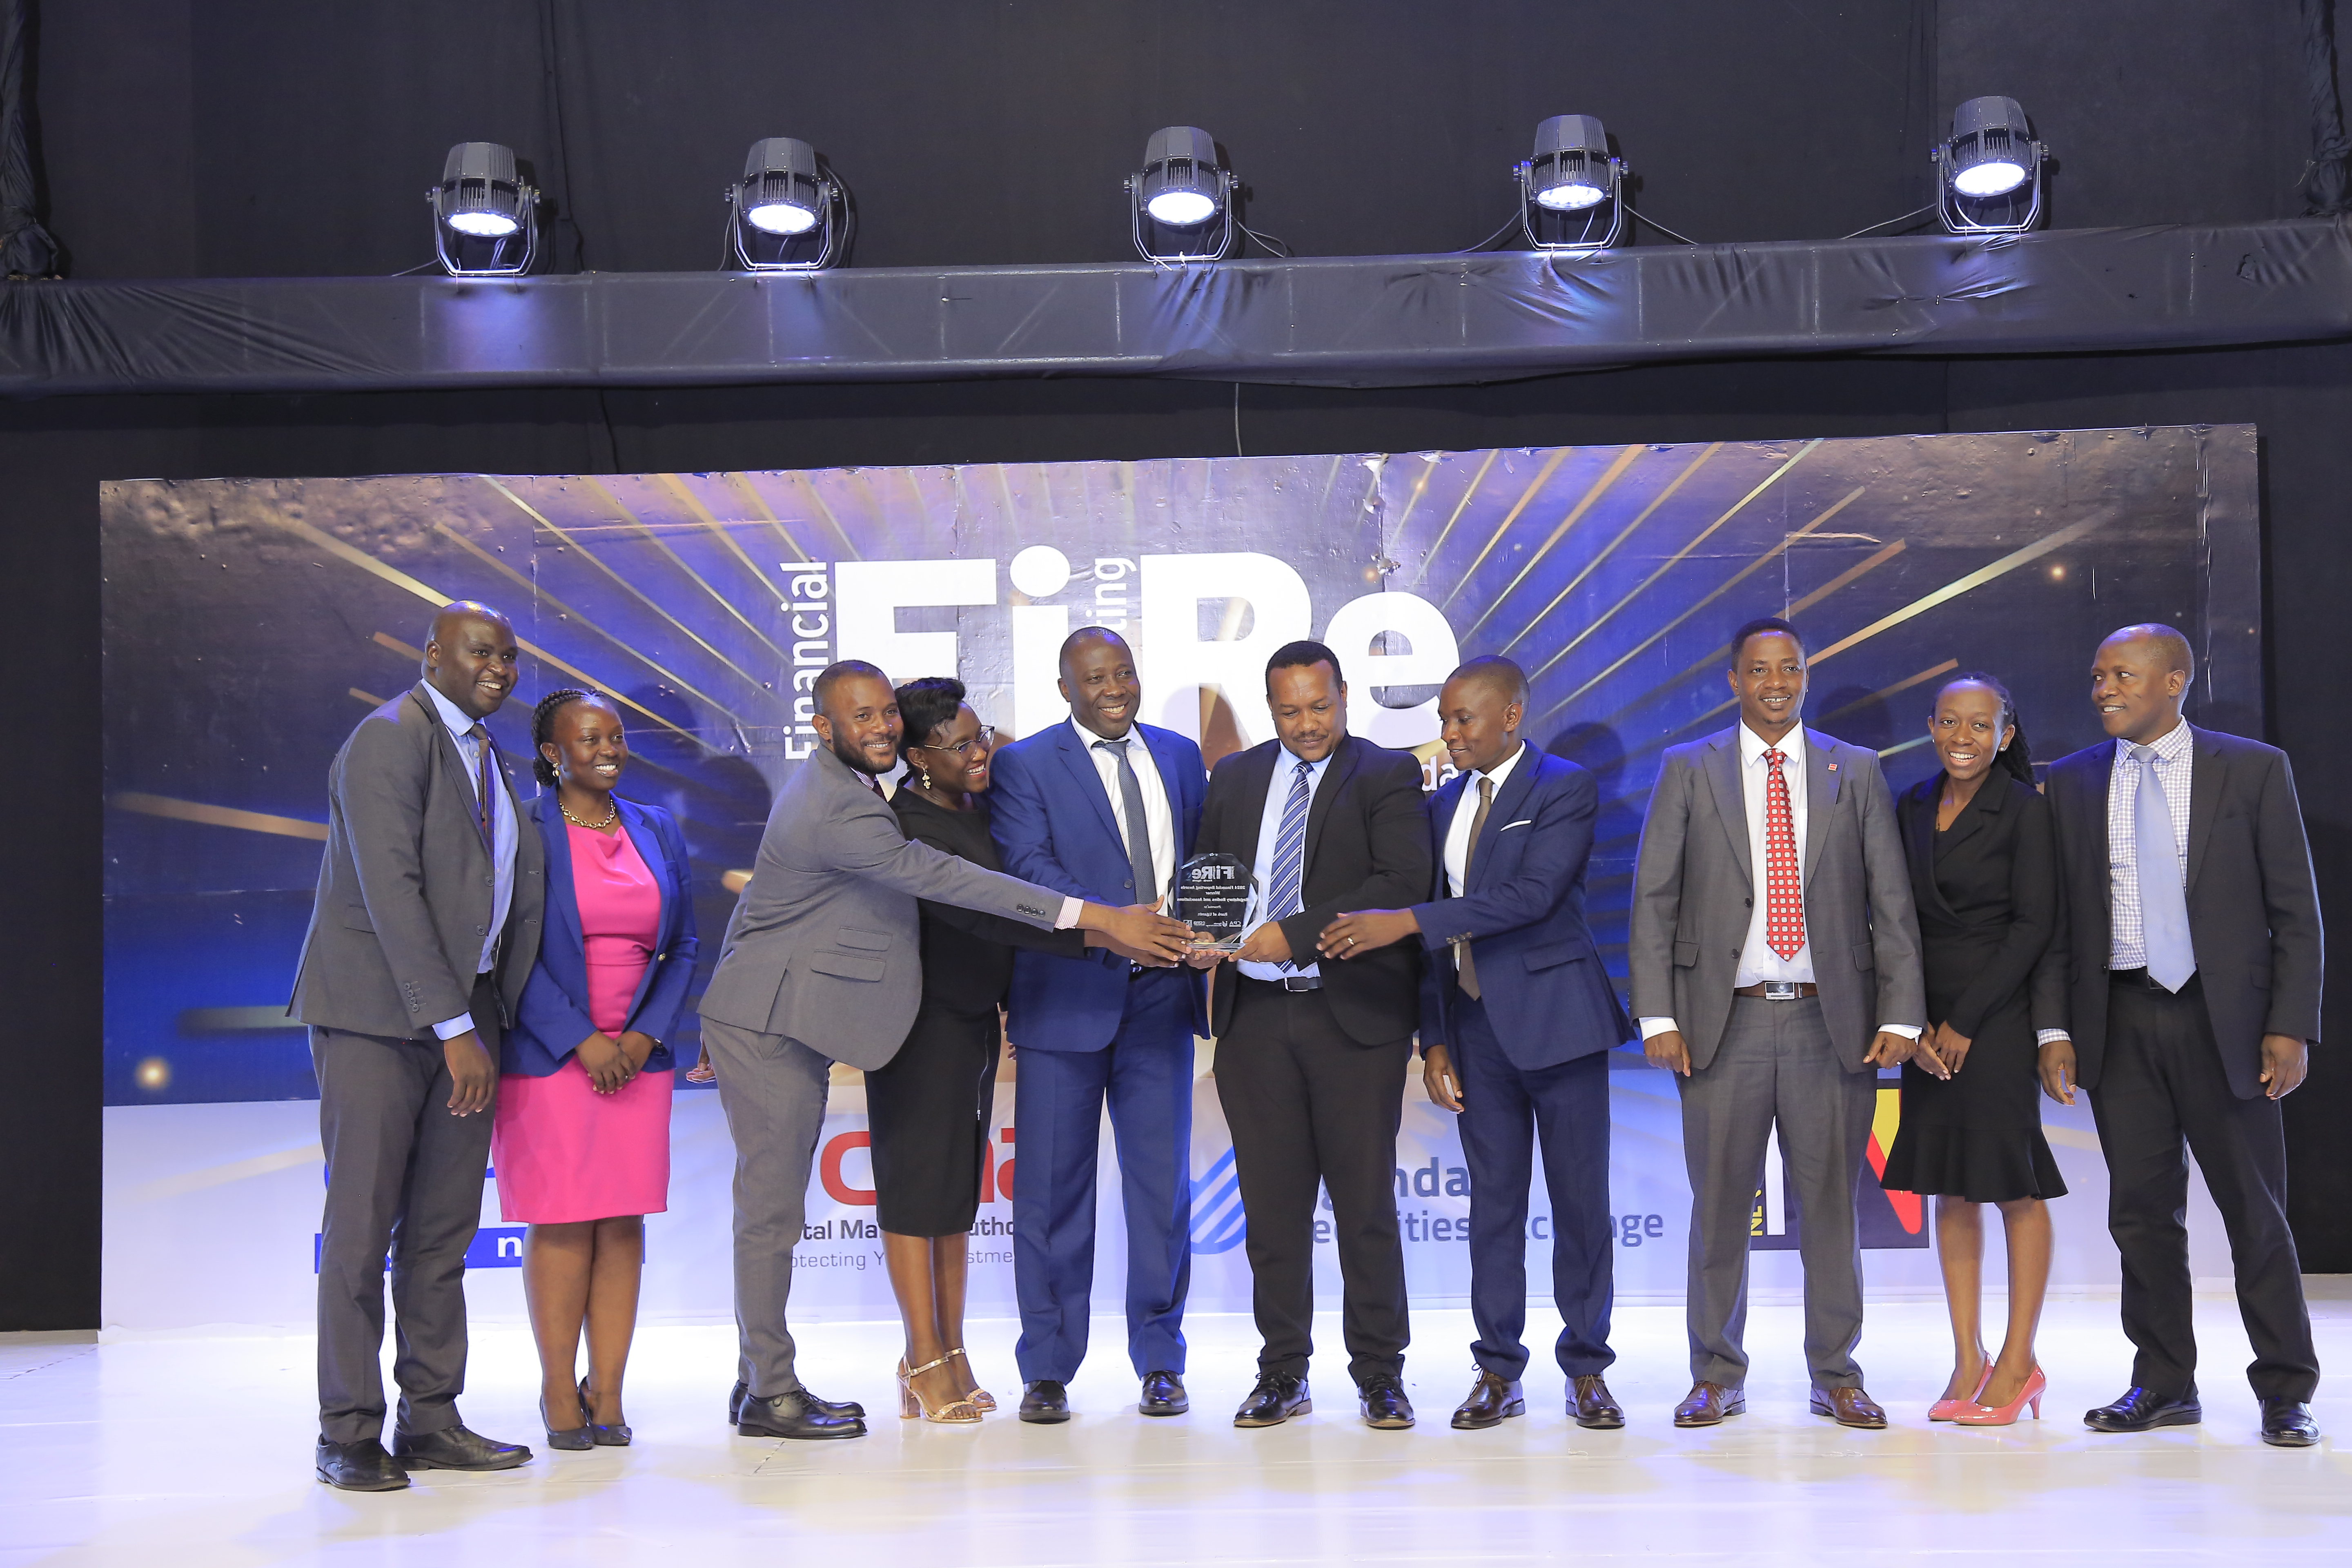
[1928,1363,1993,1422]
[1953,1365,2045,1426]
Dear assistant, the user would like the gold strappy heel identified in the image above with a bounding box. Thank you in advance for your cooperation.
[946,1347,996,1412]
[898,1355,983,1424]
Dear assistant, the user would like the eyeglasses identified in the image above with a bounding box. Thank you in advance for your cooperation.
[921,725,999,759]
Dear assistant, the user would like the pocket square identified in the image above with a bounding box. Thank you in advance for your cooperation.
[1500,819,1534,831]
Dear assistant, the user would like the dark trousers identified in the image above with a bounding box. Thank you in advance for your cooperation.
[312,973,501,1445]
[1011,968,1194,1382]
[1215,979,1412,1385]
[2092,974,2319,1401]
[1451,992,1616,1381]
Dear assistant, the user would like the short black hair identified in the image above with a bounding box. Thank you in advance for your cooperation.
[1265,639,1343,688]
[1058,625,1131,666]
[1729,616,1806,664]
[1446,654,1530,710]
[895,676,967,755]
[813,659,890,713]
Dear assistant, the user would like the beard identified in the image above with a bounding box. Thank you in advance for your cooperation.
[830,732,893,777]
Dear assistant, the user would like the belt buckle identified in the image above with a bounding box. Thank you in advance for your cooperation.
[1763,980,1799,1002]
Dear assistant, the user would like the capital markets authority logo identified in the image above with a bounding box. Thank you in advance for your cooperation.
[1189,1147,1247,1254]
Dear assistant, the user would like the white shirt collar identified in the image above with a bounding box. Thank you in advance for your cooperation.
[419,679,481,738]
[2115,717,2194,762]
[1071,713,1140,753]
[1738,719,1806,767]
[1470,740,1526,791]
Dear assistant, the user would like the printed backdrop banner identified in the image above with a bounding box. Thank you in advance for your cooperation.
[99,427,2260,1328]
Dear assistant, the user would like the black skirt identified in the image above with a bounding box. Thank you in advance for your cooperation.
[864,1003,1000,1237]
[1879,986,2067,1203]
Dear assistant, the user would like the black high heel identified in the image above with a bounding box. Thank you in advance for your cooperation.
[581,1375,633,1446]
[541,1392,592,1452]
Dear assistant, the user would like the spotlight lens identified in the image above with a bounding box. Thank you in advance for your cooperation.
[447,211,520,238]
[1953,160,2027,198]
[1145,189,1217,227]
[747,200,819,236]
[1535,181,1606,212]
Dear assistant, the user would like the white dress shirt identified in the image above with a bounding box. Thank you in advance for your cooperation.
[419,681,518,1041]
[1733,721,1815,989]
[2106,716,2196,971]
[1072,715,1177,903]
[1236,747,1332,982]
[1442,741,1526,898]
[1638,721,1917,1042]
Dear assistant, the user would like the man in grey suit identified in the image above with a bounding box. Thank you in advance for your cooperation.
[699,661,1191,1439]
[1630,617,1926,1430]
[291,602,546,1491]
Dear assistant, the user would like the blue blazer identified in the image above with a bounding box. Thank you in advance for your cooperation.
[1412,742,1633,1071]
[503,794,699,1076]
[989,719,1210,1052]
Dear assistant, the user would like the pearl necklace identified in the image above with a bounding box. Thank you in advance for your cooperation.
[561,796,619,830]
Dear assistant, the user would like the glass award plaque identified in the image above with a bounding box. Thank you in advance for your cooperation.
[1172,852,1256,953]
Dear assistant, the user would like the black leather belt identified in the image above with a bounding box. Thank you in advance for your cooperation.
[1242,974,1323,993]
[2110,967,2195,993]
[1733,981,1818,1000]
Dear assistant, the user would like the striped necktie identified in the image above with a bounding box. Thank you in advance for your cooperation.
[1264,757,1313,970]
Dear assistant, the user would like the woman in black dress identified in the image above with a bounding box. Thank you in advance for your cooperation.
[1880,673,2068,1426]
[871,678,1103,1423]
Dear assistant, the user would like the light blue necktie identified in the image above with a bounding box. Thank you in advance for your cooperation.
[2132,744,2196,991]
[1264,758,1313,971]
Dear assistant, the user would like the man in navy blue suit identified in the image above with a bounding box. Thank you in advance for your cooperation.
[988,626,1209,1422]
[1321,655,1634,1432]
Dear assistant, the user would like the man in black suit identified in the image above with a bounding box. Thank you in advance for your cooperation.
[2042,623,2324,1447]
[1193,641,1432,1430]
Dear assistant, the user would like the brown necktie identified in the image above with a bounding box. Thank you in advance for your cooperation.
[1456,775,1495,999]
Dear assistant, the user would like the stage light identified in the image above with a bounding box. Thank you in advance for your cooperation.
[1934,97,2045,234]
[1128,127,1235,262]
[429,142,539,276]
[727,138,846,272]
[1517,116,1625,251]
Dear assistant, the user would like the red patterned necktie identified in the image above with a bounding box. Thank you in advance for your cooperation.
[1764,748,1804,960]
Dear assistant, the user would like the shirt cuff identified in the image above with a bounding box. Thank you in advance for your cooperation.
[430,1013,477,1041]
[1637,1016,1680,1040]
[2036,1029,2071,1046]
[1054,896,1085,930]
[1879,1023,1923,1040]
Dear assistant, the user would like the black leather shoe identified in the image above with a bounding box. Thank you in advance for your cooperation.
[1451,1371,1526,1430]
[1359,1374,1415,1430]
[737,1389,866,1440]
[1570,1374,1625,1430]
[540,1394,592,1452]
[390,1423,532,1471]
[2084,1386,2202,1433]
[1139,1370,1189,1416]
[2260,1397,2321,1448]
[580,1378,630,1447]
[729,1379,864,1425]
[1233,1371,1312,1427]
[316,1437,410,1491]
[1019,1379,1072,1424]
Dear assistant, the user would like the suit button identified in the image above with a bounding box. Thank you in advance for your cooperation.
[1744,898,1753,907]
[1124,879,1134,889]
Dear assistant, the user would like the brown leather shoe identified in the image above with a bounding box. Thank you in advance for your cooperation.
[1673,1381,1745,1426]
[1570,1374,1625,1429]
[1450,1371,1526,1430]
[1810,1385,1888,1429]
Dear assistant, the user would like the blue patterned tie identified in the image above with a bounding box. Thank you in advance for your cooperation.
[2132,744,2196,991]
[1265,758,1312,971]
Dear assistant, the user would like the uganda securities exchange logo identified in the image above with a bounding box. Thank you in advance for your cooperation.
[1189,1147,1247,1254]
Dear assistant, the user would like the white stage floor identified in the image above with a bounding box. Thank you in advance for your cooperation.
[7,1290,2352,1565]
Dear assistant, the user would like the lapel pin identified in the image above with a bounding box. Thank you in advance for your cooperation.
[1827,762,1839,772]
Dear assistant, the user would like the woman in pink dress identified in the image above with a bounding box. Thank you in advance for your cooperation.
[493,689,699,1450]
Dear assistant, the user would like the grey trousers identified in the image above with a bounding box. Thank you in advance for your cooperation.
[703,1015,832,1398]
[312,976,500,1445]
[1677,996,1878,1390]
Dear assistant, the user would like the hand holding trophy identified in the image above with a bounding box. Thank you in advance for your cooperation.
[1172,851,1256,965]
